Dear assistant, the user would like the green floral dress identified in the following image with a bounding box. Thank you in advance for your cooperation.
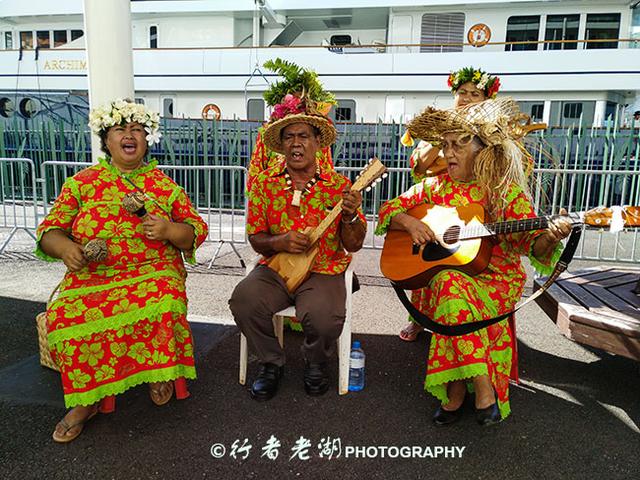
[376,174,561,419]
[35,158,208,408]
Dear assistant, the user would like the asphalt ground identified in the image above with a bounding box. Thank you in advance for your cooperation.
[0,231,638,480]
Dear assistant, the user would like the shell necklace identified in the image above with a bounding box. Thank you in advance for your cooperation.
[284,165,321,207]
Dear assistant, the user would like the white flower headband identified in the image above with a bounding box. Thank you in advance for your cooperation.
[88,99,162,146]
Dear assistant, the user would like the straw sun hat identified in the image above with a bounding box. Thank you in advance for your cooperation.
[406,97,543,217]
[405,97,533,148]
[262,113,337,154]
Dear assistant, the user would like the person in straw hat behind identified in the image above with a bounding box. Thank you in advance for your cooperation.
[229,104,366,401]
[376,97,572,426]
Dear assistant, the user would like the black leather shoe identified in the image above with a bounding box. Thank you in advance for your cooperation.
[476,403,501,426]
[433,404,463,426]
[303,362,329,396]
[250,363,283,401]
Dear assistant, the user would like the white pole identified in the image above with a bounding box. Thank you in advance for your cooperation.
[593,100,607,128]
[83,0,135,162]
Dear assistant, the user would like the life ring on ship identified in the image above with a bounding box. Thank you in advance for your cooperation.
[201,103,221,120]
[467,24,491,47]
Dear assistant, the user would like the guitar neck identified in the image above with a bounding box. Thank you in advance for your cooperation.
[459,214,579,240]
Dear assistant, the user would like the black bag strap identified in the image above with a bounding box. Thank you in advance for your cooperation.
[391,225,583,337]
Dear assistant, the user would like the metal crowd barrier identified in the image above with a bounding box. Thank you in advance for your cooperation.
[1,158,639,264]
[38,160,249,266]
[0,157,38,253]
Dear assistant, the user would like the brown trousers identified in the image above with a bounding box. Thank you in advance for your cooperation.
[229,265,346,366]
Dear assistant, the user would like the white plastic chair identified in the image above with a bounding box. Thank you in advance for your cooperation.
[238,259,354,395]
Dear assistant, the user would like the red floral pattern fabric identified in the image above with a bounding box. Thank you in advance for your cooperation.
[35,158,208,408]
[376,174,560,418]
[247,162,364,276]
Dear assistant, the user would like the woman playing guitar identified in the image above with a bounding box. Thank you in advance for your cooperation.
[376,98,572,427]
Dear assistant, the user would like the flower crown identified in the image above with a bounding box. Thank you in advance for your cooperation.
[88,99,162,146]
[447,67,501,99]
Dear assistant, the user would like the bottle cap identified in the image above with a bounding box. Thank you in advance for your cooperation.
[352,340,361,349]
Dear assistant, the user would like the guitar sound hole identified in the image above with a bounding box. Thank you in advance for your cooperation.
[421,242,458,262]
[442,226,460,246]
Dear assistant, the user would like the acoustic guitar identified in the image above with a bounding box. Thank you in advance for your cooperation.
[266,158,387,292]
[380,203,640,290]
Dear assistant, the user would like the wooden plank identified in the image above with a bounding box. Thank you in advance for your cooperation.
[570,310,640,337]
[565,317,640,361]
[610,283,640,310]
[590,272,639,288]
[583,284,636,311]
[559,278,608,309]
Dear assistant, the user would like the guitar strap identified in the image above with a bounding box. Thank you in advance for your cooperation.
[391,225,583,336]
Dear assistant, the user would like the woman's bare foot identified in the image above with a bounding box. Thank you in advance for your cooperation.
[52,404,98,443]
[472,375,496,409]
[399,322,424,342]
[443,380,466,411]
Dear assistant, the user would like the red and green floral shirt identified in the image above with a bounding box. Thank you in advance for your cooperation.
[247,128,334,189]
[247,161,365,275]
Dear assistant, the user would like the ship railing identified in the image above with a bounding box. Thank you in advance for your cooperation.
[5,37,637,55]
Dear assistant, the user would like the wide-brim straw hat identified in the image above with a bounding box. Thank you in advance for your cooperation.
[406,97,532,147]
[262,113,337,154]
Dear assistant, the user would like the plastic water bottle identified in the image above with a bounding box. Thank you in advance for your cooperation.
[348,340,365,391]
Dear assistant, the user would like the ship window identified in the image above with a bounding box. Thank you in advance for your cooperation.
[135,98,145,105]
[585,13,620,49]
[162,98,174,118]
[544,14,579,50]
[149,26,158,49]
[335,107,352,122]
[54,30,68,48]
[420,13,465,53]
[531,104,544,121]
[20,31,33,49]
[70,30,84,41]
[19,97,39,118]
[37,31,50,49]
[330,35,352,46]
[247,99,265,121]
[505,16,540,51]
[4,32,13,50]
[329,99,356,123]
[563,102,583,119]
[0,97,15,117]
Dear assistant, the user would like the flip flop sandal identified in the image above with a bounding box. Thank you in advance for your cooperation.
[399,323,423,342]
[52,408,98,443]
[149,381,174,406]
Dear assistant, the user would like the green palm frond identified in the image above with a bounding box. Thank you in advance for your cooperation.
[263,58,336,106]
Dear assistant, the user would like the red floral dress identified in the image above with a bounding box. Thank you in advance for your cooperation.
[35,158,208,408]
[376,174,560,419]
